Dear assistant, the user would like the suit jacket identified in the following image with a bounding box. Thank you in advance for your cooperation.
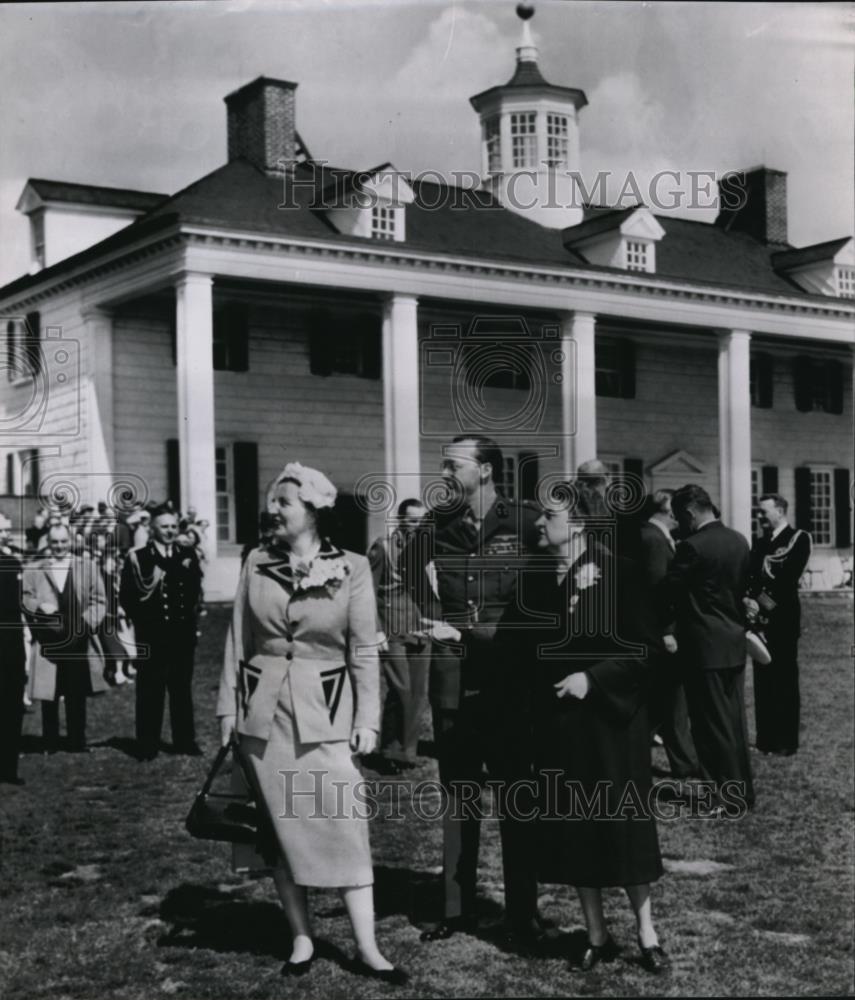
[22,554,107,700]
[747,524,811,638]
[0,551,26,671]
[217,543,380,745]
[660,520,750,671]
[119,542,203,639]
[636,520,676,655]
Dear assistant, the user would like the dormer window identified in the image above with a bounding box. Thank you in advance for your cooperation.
[371,205,397,241]
[31,211,45,271]
[546,113,569,166]
[625,239,654,273]
[837,266,855,298]
[510,112,537,168]
[485,115,502,175]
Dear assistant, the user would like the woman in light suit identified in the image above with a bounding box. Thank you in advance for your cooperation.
[217,463,406,984]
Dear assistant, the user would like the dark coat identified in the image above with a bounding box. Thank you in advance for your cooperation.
[661,520,750,671]
[0,552,26,671]
[119,542,202,641]
[636,521,676,654]
[507,546,662,888]
[748,525,811,639]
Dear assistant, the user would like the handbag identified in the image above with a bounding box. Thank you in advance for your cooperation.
[185,738,260,844]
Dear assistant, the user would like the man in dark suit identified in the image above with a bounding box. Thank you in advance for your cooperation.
[662,485,754,814]
[637,490,699,780]
[0,512,27,783]
[403,436,541,948]
[120,503,203,760]
[746,494,811,756]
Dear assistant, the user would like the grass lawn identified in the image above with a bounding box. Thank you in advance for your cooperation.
[1,598,853,998]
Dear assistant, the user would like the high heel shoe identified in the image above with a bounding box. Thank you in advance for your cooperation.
[638,937,670,974]
[349,957,409,986]
[281,955,315,977]
[577,934,619,972]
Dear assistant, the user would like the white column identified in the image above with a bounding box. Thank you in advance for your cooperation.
[382,294,421,505]
[175,272,217,556]
[718,329,752,540]
[83,308,114,483]
[560,310,597,480]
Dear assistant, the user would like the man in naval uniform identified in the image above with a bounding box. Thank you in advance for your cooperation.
[403,435,541,950]
[120,503,203,760]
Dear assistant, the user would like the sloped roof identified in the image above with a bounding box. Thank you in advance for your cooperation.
[771,237,851,271]
[22,178,167,212]
[0,157,844,303]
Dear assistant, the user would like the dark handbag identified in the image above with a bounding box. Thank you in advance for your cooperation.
[185,738,259,844]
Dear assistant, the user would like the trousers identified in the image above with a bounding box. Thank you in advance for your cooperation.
[134,628,197,755]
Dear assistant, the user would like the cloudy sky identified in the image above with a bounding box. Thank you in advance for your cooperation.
[0,0,851,286]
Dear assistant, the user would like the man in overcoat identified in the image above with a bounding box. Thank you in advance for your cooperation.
[0,512,27,782]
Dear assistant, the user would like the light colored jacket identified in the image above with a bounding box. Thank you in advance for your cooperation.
[22,554,107,701]
[217,544,380,744]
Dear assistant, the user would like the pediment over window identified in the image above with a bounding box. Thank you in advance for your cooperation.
[648,450,707,477]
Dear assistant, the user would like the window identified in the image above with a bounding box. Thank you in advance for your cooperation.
[510,112,537,169]
[750,353,774,408]
[837,267,855,299]
[546,113,569,166]
[625,240,649,272]
[793,357,844,414]
[485,115,502,175]
[215,445,234,543]
[371,205,396,241]
[31,211,45,270]
[308,310,381,379]
[595,338,636,399]
[809,468,834,546]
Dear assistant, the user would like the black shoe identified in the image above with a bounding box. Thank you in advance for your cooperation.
[420,915,476,942]
[638,941,670,974]
[349,958,409,986]
[175,743,204,757]
[0,775,24,786]
[577,934,619,972]
[499,917,551,955]
[281,956,314,977]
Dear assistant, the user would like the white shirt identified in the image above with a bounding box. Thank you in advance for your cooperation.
[771,521,788,541]
[154,541,174,560]
[49,557,71,592]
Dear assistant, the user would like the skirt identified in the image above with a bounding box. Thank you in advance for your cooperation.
[239,692,373,889]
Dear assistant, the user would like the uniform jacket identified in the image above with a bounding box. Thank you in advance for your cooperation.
[747,524,811,638]
[660,519,750,671]
[402,495,539,708]
[119,541,203,640]
[217,542,380,745]
[367,530,423,639]
[22,554,107,700]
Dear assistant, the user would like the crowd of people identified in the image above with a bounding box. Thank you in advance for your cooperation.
[0,439,813,985]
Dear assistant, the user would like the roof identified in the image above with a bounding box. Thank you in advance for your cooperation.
[771,237,851,271]
[21,178,167,213]
[562,207,638,244]
[0,156,842,303]
[469,56,588,112]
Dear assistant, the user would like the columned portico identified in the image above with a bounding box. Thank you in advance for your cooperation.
[175,272,218,556]
[382,293,421,504]
[718,329,752,540]
[83,308,115,480]
[560,310,597,479]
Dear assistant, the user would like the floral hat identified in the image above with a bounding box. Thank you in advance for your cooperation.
[271,462,338,511]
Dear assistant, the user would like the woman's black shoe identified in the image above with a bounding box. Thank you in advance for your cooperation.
[281,956,314,977]
[638,941,670,974]
[578,934,619,971]
[350,958,409,986]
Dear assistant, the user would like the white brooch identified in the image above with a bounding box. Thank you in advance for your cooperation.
[575,562,601,590]
[295,556,349,594]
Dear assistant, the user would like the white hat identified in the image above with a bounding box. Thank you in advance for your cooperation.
[270,462,337,511]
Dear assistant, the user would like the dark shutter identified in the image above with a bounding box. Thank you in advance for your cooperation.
[519,451,540,501]
[215,302,249,373]
[358,313,382,381]
[169,315,177,367]
[792,356,812,412]
[29,449,40,498]
[761,465,778,495]
[5,454,13,494]
[752,353,774,408]
[794,466,812,532]
[619,339,636,399]
[166,438,181,507]
[834,468,851,548]
[24,311,41,376]
[827,360,844,416]
[308,309,332,376]
[233,442,259,545]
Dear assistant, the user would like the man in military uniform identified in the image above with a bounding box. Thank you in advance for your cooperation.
[0,513,27,783]
[120,503,203,760]
[404,435,541,948]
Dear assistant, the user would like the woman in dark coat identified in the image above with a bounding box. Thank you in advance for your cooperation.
[511,483,668,973]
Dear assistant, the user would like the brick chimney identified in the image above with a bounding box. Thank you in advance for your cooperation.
[715,166,788,245]
[225,76,298,175]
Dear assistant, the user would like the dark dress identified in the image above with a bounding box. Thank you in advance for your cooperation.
[511,545,663,888]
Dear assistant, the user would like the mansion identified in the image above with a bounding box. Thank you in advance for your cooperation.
[0,17,852,599]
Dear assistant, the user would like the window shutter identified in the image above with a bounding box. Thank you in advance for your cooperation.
[166,438,180,507]
[753,353,774,408]
[29,449,40,498]
[519,451,540,501]
[24,311,41,376]
[5,454,13,494]
[619,339,636,399]
[827,360,844,416]
[358,313,382,381]
[169,316,177,367]
[794,466,812,532]
[834,468,851,548]
[792,357,812,412]
[761,465,778,495]
[308,309,332,376]
[225,302,250,372]
[233,442,259,545]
